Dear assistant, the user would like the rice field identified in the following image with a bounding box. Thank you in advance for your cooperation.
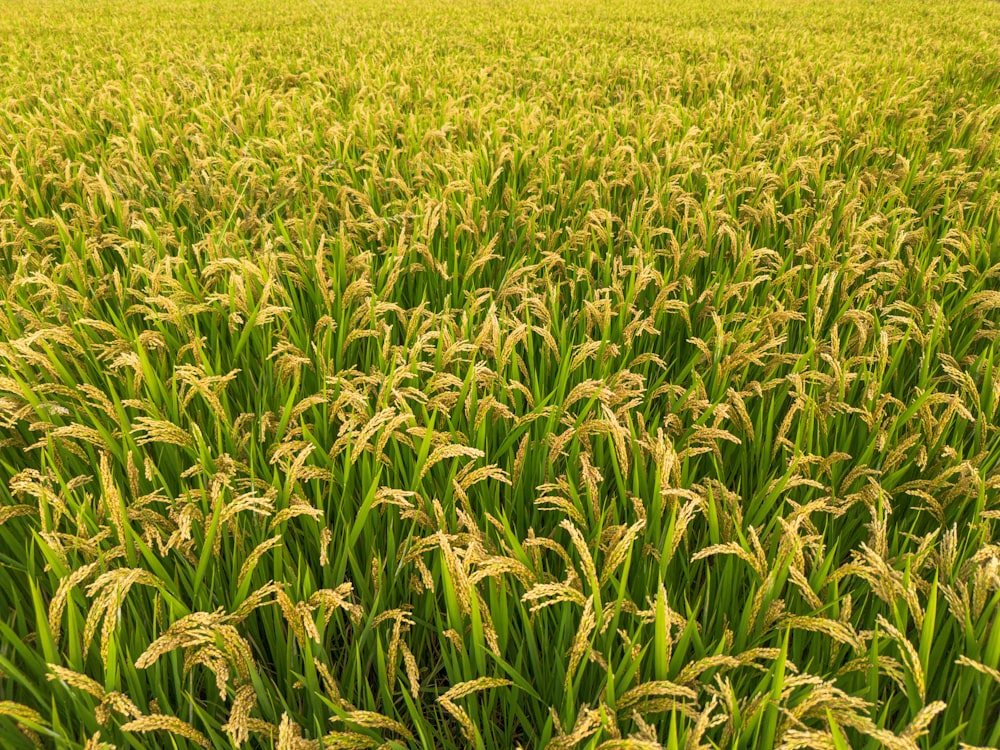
[2,0,1000,747]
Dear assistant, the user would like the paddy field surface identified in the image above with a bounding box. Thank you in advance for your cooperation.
[2,0,1000,747]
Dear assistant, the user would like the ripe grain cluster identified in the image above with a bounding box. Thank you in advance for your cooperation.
[2,0,1000,748]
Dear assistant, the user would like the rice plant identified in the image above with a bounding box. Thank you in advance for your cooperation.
[1,0,1000,747]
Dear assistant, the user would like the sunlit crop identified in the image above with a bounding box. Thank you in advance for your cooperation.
[2,0,1000,748]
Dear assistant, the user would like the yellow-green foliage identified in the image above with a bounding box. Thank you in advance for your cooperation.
[1,0,1000,747]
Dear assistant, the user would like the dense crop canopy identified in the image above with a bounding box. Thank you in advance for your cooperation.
[1,0,1000,747]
